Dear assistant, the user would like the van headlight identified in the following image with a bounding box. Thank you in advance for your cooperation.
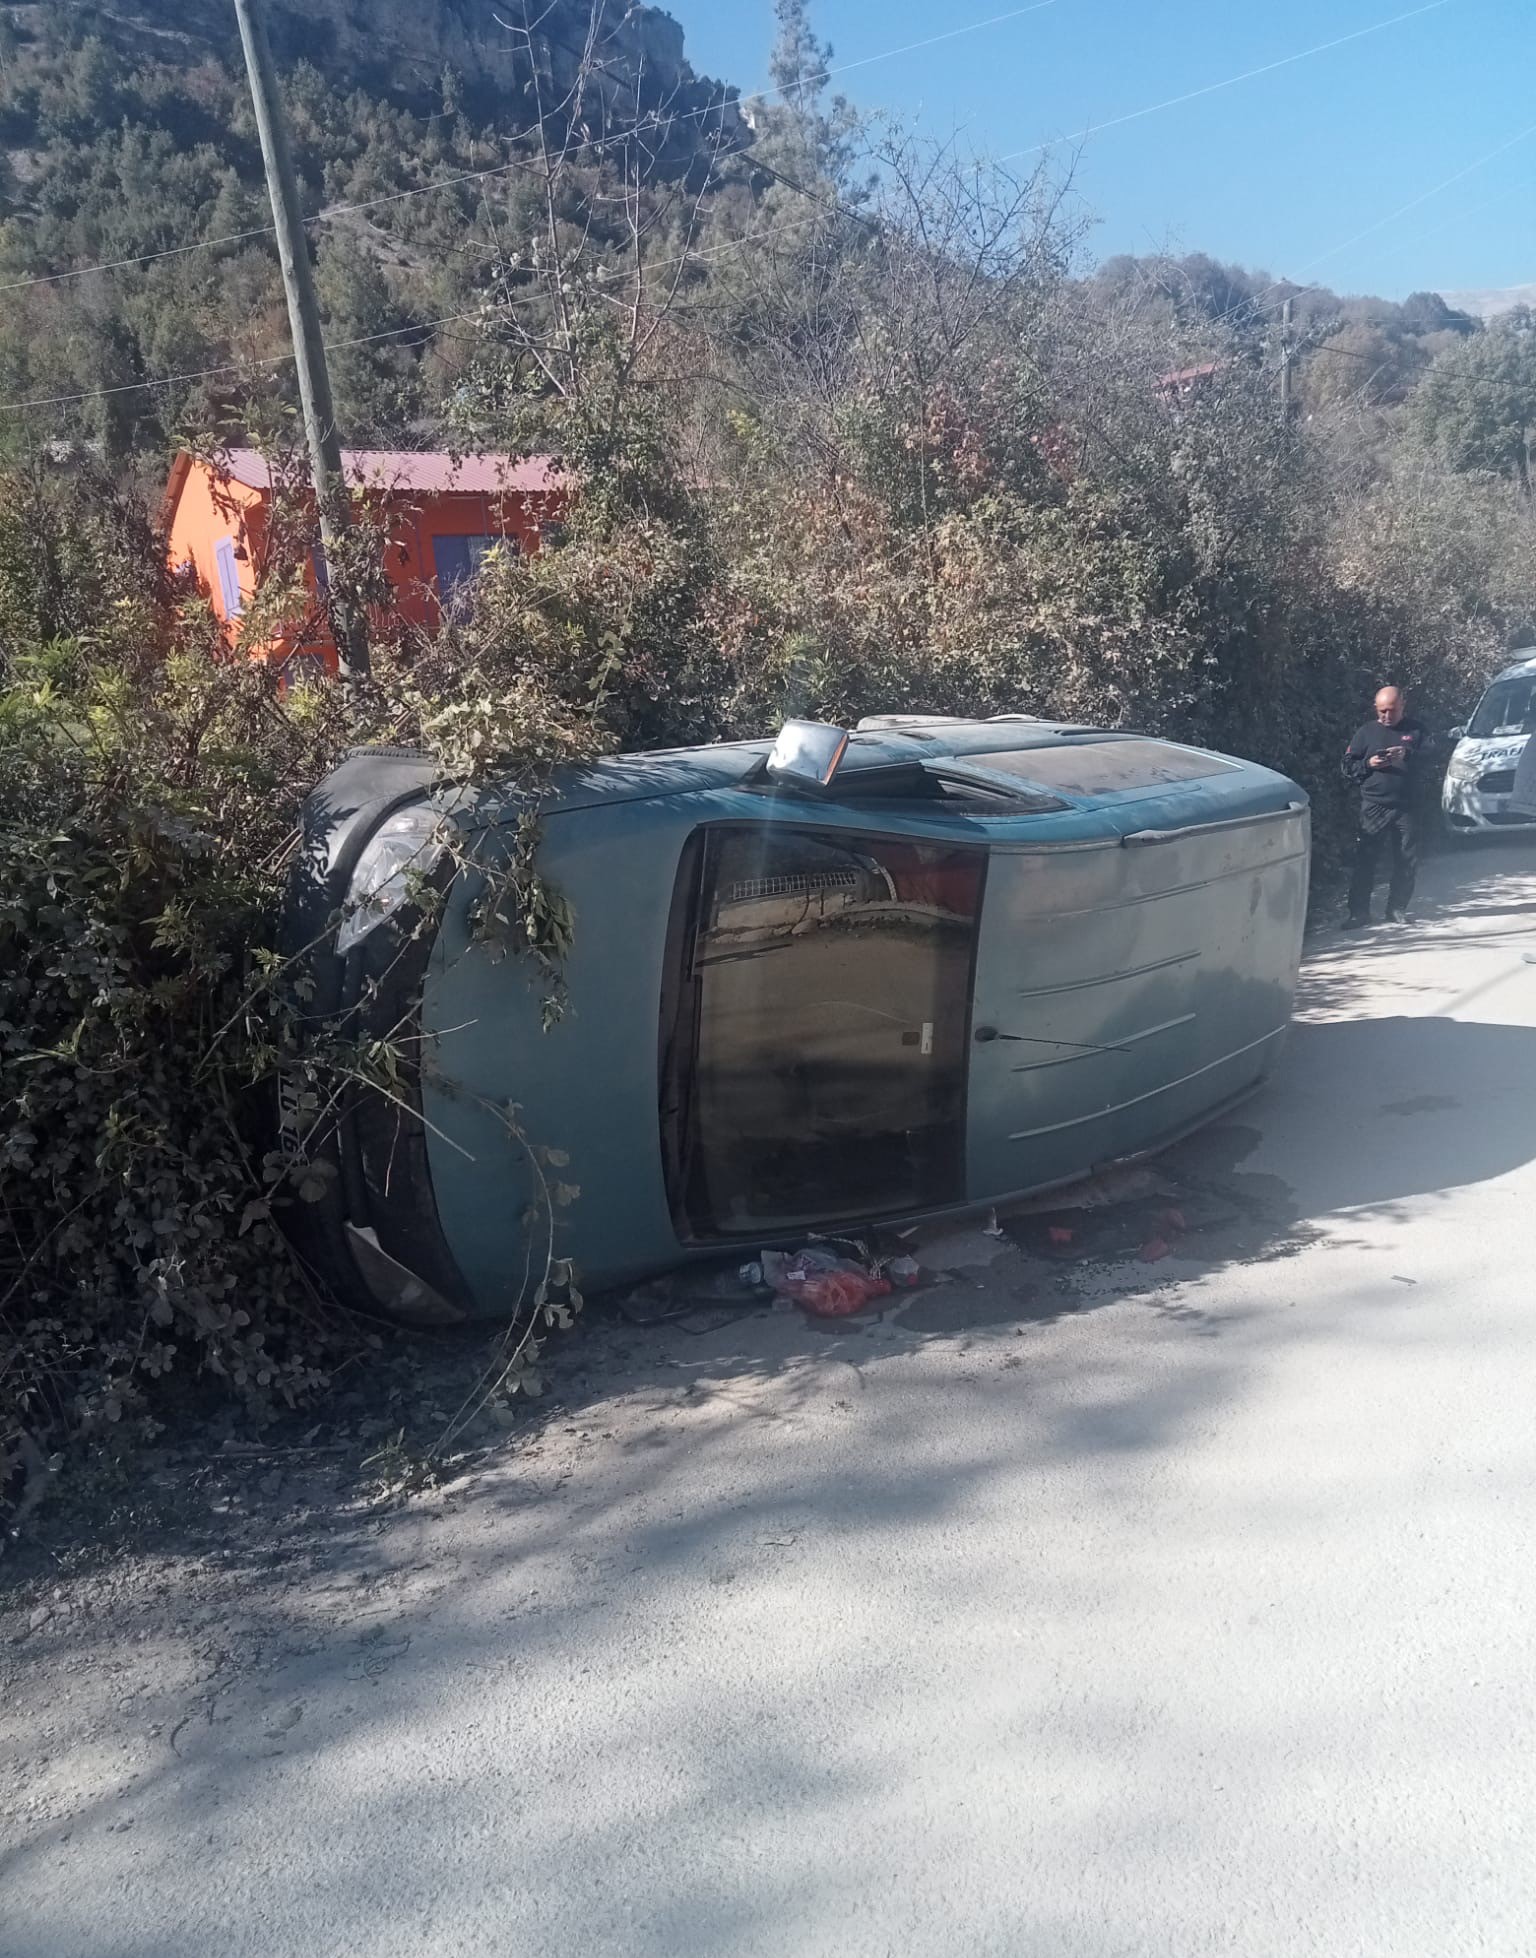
[1445,750,1480,785]
[336,806,445,954]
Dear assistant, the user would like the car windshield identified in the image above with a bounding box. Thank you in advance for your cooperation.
[664,825,985,1237]
[1468,676,1536,739]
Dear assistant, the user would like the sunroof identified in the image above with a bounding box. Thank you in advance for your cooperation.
[968,739,1238,796]
[827,760,1069,812]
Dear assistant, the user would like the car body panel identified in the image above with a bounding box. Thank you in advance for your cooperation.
[421,789,710,1315]
[968,803,1308,1199]
[392,728,1308,1305]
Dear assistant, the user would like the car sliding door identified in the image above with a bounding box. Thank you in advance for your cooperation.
[662,825,986,1239]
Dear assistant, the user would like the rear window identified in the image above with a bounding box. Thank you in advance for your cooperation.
[967,739,1237,796]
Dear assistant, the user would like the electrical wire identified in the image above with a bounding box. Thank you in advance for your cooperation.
[0,0,1495,414]
[1226,121,1536,328]
[996,0,1455,164]
[1291,119,1536,283]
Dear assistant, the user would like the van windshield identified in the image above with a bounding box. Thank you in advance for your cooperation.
[1468,676,1536,739]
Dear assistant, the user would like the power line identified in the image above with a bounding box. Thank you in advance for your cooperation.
[996,0,1455,164]
[0,0,1488,412]
[778,0,1059,95]
[0,0,1062,297]
[0,0,1455,312]
[1231,122,1536,325]
[1292,119,1536,282]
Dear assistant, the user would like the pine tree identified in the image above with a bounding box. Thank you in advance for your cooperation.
[758,0,860,196]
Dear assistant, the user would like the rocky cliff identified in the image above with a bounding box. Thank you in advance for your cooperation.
[9,0,745,162]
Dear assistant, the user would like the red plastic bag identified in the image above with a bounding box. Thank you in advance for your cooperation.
[781,1267,892,1317]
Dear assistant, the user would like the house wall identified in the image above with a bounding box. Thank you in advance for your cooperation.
[165,460,266,637]
[372,488,560,637]
[165,458,563,673]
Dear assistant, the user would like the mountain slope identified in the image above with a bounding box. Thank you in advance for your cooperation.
[0,0,747,455]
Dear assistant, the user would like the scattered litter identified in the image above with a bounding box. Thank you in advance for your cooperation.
[743,1246,833,1292]
[782,1262,891,1318]
[751,1247,893,1317]
[617,1262,763,1328]
[982,1208,1005,1238]
[1138,1236,1171,1263]
[1391,1274,1419,1286]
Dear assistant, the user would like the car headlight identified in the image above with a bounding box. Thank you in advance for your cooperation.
[1445,751,1480,785]
[336,806,445,955]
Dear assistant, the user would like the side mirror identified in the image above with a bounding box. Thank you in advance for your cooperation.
[1448,726,1467,741]
[766,719,850,790]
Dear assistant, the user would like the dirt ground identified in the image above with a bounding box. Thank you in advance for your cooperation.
[0,1114,1306,1855]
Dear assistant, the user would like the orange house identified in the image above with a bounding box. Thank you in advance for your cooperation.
[162,448,567,674]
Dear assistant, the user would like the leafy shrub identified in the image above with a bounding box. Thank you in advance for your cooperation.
[1,471,348,1449]
[0,460,606,1474]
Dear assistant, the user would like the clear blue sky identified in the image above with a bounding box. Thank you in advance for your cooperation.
[666,0,1535,301]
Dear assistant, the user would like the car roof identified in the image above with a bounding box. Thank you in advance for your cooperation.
[1487,655,1536,686]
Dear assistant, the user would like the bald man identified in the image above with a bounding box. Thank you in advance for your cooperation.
[1341,685,1427,928]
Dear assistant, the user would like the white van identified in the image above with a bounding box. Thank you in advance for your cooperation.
[1442,654,1536,835]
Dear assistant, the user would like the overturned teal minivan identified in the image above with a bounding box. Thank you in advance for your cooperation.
[284,716,1310,1322]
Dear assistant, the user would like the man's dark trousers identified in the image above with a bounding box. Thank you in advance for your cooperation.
[1348,804,1418,920]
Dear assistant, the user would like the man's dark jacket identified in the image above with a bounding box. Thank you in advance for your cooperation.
[1342,717,1428,830]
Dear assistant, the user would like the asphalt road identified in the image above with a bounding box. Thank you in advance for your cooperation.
[5,840,1536,1958]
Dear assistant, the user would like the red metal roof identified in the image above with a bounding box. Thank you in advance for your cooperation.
[217,448,566,495]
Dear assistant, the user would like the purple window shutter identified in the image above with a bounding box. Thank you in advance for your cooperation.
[214,537,244,618]
[432,534,473,595]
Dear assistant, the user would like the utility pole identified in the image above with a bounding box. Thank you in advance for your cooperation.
[232,0,370,680]
[1278,295,1294,427]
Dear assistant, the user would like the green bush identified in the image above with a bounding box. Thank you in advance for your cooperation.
[0,460,607,1473]
[0,467,354,1449]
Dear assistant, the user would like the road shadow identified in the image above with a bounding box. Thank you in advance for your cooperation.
[8,827,1536,1600]
[4,1241,1529,1958]
[8,983,1536,1952]
[9,998,1536,1608]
